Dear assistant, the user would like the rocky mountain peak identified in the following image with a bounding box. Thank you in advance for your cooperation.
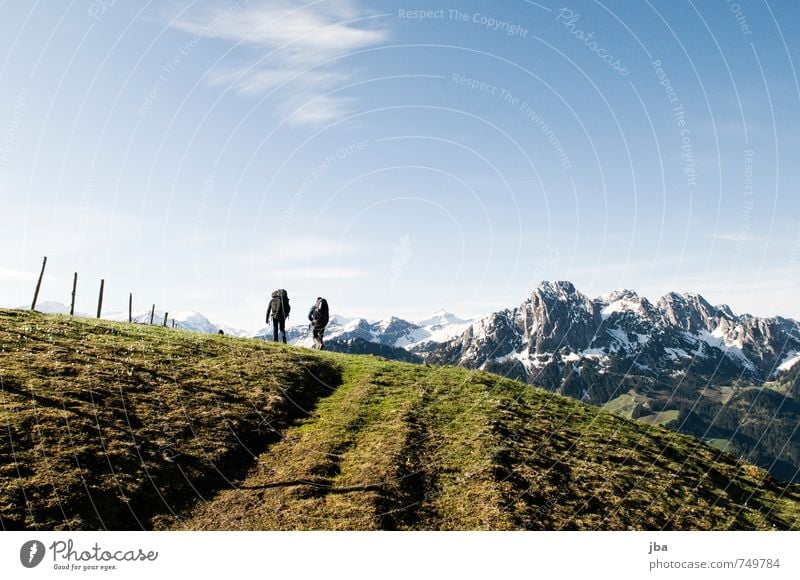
[416,310,467,328]
[602,288,640,302]
[534,280,580,299]
[524,281,596,354]
[656,291,723,333]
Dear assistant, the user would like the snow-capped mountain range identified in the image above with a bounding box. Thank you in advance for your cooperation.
[257,309,474,351]
[428,280,800,390]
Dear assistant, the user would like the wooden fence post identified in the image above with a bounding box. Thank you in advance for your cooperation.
[150,304,155,325]
[70,272,78,316]
[172,320,176,329]
[163,312,168,327]
[96,279,104,319]
[30,256,47,310]
[128,293,133,323]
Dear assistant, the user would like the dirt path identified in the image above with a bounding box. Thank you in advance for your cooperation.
[170,360,516,530]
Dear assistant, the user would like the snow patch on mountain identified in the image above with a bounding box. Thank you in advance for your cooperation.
[695,329,755,370]
[600,289,650,320]
[606,328,633,350]
[665,347,691,360]
[777,351,800,373]
[416,309,469,327]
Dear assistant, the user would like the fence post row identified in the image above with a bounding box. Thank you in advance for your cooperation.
[28,259,178,330]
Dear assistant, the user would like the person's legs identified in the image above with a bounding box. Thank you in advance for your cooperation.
[272,317,279,342]
[312,326,322,349]
[279,317,286,343]
[318,327,325,350]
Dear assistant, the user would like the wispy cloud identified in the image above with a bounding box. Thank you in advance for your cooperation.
[172,0,389,125]
[705,232,763,243]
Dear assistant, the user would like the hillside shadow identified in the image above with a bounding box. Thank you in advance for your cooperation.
[1,356,343,531]
[133,361,344,530]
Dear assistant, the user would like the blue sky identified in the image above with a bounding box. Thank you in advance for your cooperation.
[1,0,799,330]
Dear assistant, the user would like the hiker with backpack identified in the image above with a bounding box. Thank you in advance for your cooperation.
[308,297,329,350]
[266,289,291,343]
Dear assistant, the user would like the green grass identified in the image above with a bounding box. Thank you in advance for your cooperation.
[763,381,792,396]
[638,410,680,427]
[602,392,638,417]
[706,439,735,453]
[2,309,800,530]
[602,393,678,428]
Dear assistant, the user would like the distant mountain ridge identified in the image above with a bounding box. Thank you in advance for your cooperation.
[429,280,800,387]
[257,311,474,352]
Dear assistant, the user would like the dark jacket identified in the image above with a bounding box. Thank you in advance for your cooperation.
[308,298,329,328]
[266,291,290,322]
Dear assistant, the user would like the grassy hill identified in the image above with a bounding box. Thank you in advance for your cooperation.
[1,309,799,530]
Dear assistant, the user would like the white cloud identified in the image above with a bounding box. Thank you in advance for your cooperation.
[174,1,385,50]
[284,93,357,125]
[172,0,389,125]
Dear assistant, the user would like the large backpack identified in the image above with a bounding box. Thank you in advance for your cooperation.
[311,297,329,327]
[270,289,290,319]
